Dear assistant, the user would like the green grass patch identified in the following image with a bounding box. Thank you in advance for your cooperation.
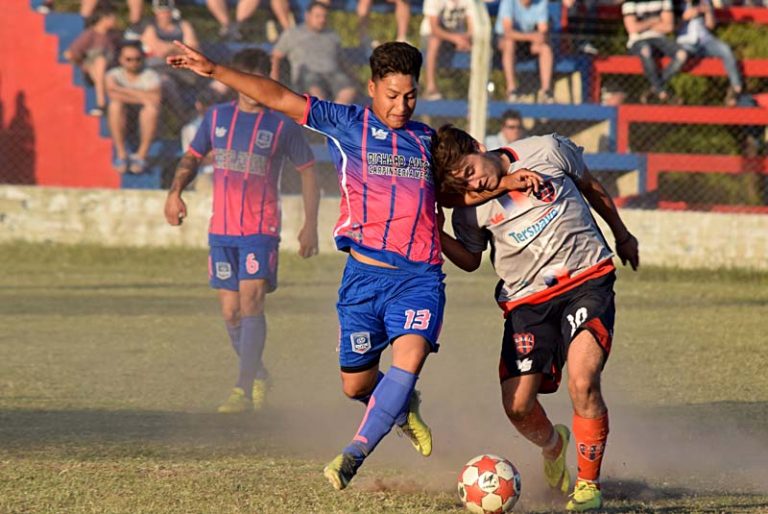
[1,243,767,513]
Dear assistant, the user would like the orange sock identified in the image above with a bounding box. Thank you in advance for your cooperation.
[572,412,609,483]
[510,401,556,450]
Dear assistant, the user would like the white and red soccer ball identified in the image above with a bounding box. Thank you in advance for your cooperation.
[457,454,521,514]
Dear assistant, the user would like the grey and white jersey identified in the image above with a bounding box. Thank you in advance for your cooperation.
[451,134,614,307]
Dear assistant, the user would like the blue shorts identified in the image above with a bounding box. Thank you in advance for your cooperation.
[337,256,446,372]
[208,235,279,292]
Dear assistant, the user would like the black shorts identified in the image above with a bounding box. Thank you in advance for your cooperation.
[498,272,616,394]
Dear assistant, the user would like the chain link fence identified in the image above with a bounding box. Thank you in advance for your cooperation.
[2,0,767,210]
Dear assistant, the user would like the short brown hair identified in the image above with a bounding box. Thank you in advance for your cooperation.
[431,124,480,193]
[370,42,422,83]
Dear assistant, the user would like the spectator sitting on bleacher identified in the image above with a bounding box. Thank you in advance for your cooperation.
[622,0,688,104]
[495,0,554,103]
[676,0,744,105]
[141,0,199,118]
[485,108,524,148]
[206,0,295,42]
[80,0,145,38]
[420,0,474,100]
[63,5,121,117]
[271,1,356,104]
[357,0,411,48]
[106,42,161,174]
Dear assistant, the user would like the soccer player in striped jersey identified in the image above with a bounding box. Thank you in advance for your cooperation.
[432,125,639,512]
[167,40,540,490]
[164,48,320,414]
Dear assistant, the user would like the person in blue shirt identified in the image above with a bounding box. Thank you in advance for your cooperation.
[495,0,554,103]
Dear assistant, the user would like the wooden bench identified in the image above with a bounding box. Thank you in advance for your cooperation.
[616,104,768,153]
[590,55,768,103]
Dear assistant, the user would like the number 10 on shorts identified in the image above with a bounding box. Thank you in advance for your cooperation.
[404,309,431,330]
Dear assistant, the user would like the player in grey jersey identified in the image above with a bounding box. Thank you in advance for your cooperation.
[432,125,638,512]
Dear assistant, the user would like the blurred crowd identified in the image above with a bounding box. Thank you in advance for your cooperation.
[40,0,766,173]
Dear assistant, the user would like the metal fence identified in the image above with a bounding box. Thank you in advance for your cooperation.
[2,1,767,211]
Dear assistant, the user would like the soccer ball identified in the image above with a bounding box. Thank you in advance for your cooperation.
[457,454,521,514]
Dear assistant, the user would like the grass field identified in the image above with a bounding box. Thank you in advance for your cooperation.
[1,243,767,513]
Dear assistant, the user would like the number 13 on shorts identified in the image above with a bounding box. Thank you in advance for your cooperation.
[404,309,432,330]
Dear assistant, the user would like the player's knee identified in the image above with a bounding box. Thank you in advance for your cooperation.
[503,396,536,422]
[567,374,600,402]
[342,381,371,399]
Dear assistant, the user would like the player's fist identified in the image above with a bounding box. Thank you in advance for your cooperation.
[298,225,319,258]
[164,193,187,226]
[615,233,639,271]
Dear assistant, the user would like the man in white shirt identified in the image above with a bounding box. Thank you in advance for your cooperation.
[420,0,474,100]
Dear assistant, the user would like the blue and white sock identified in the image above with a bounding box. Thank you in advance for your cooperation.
[352,371,408,426]
[236,314,266,397]
[343,366,417,468]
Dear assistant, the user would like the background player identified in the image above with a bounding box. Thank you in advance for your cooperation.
[432,126,639,512]
[164,48,320,414]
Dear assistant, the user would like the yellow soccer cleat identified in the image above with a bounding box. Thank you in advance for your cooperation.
[217,387,253,414]
[251,378,268,410]
[396,390,432,457]
[544,424,572,495]
[566,480,603,511]
[322,453,357,491]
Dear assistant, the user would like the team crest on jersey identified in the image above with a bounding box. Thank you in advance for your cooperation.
[513,332,535,355]
[350,332,372,354]
[533,180,556,203]
[215,262,232,280]
[256,129,274,149]
[371,127,388,140]
[215,126,227,138]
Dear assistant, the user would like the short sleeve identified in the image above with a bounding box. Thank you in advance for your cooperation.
[281,120,315,170]
[533,0,548,24]
[621,1,637,16]
[422,0,441,18]
[188,108,213,158]
[301,96,361,140]
[273,28,294,55]
[548,134,586,181]
[451,207,488,254]
[143,69,161,90]
[494,0,513,34]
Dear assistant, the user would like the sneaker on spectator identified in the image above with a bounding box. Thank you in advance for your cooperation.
[220,23,243,41]
[113,157,128,174]
[422,90,443,101]
[578,42,599,56]
[506,90,521,103]
[639,88,655,104]
[725,87,740,107]
[88,105,105,117]
[36,0,54,14]
[537,89,555,104]
[124,22,145,41]
[658,90,682,105]
[129,154,146,174]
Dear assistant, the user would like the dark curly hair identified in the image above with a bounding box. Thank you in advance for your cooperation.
[431,124,480,193]
[370,42,422,83]
[231,48,271,75]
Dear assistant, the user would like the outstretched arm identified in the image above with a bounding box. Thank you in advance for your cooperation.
[167,41,307,123]
[577,168,639,270]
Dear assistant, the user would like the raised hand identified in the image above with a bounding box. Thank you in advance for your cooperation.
[166,41,217,78]
[503,168,544,195]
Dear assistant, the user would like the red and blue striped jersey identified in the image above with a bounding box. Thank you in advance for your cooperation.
[300,96,443,271]
[189,102,315,244]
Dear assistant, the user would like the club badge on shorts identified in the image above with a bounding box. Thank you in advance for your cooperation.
[215,262,232,280]
[350,332,372,354]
